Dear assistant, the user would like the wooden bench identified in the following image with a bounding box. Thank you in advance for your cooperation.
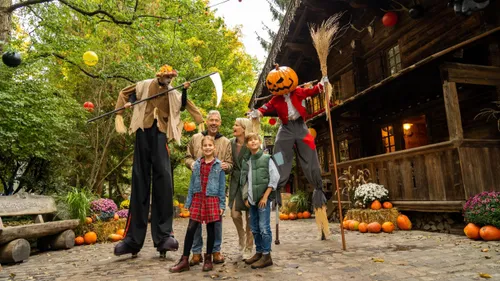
[0,193,79,263]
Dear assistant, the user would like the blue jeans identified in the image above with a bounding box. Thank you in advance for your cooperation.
[249,199,272,254]
[192,219,222,254]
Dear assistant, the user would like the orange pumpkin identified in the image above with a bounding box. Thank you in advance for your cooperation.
[358,223,368,233]
[297,212,304,219]
[371,200,382,210]
[84,232,98,245]
[113,213,119,221]
[463,223,480,240]
[343,220,351,229]
[303,211,311,219]
[382,222,395,233]
[265,64,299,96]
[179,203,184,209]
[479,225,500,241]
[383,202,393,209]
[75,236,85,246]
[367,222,382,233]
[280,213,289,220]
[179,212,185,218]
[349,220,360,231]
[288,213,297,220]
[183,122,196,132]
[116,229,125,237]
[108,234,124,242]
[183,211,190,217]
[85,217,93,224]
[397,214,412,230]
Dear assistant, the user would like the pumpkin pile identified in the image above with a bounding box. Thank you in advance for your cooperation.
[177,203,191,218]
[279,211,311,221]
[463,223,500,241]
[279,191,311,220]
[343,214,410,234]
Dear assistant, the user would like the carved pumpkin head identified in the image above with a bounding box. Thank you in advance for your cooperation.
[266,64,299,96]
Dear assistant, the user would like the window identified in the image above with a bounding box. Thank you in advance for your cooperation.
[381,125,396,153]
[339,139,349,162]
[317,147,326,173]
[312,94,322,113]
[331,79,342,101]
[402,115,429,149]
[387,45,402,75]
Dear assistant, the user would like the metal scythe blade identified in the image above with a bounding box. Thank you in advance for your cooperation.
[209,72,223,107]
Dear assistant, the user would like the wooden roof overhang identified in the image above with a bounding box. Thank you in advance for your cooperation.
[305,26,500,125]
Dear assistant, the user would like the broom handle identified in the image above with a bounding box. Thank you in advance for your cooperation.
[87,72,217,123]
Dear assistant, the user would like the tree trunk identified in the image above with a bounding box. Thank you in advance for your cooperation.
[49,230,75,250]
[0,0,12,53]
[0,238,30,263]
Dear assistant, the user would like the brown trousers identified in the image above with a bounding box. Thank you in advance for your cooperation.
[231,201,253,251]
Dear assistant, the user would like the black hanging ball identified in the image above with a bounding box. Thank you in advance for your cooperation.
[2,52,22,67]
[409,5,425,19]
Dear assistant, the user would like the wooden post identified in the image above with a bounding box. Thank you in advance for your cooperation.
[0,239,30,263]
[442,81,463,141]
[49,230,75,250]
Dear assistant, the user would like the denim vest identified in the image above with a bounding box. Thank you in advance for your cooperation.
[185,157,226,210]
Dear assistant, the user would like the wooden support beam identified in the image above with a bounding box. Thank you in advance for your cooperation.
[441,62,500,86]
[442,81,464,141]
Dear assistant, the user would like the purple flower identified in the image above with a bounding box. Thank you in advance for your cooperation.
[116,209,129,218]
[90,198,118,213]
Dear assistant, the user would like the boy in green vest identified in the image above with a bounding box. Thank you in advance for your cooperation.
[240,133,280,269]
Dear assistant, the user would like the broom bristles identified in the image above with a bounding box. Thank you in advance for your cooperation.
[309,14,342,121]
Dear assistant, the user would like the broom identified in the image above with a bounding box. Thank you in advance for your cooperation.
[309,14,346,250]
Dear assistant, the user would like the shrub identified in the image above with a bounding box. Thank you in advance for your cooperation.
[119,199,130,209]
[90,198,118,214]
[463,191,500,228]
[57,187,95,223]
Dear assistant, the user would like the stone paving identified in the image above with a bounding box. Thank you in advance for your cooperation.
[0,215,499,281]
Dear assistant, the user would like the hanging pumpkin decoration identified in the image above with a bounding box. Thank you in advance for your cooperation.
[268,118,277,125]
[184,121,196,132]
[308,128,317,138]
[83,51,98,66]
[83,101,94,112]
[382,12,398,27]
[2,51,22,67]
[265,64,299,96]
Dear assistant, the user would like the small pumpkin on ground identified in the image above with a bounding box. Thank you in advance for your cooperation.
[349,220,360,231]
[397,214,412,230]
[371,200,382,210]
[303,211,311,219]
[343,220,351,229]
[279,213,289,220]
[288,213,297,220]
[116,229,125,237]
[479,225,500,241]
[464,223,481,240]
[297,212,304,219]
[367,222,382,233]
[75,236,85,246]
[108,234,124,242]
[358,222,368,233]
[84,231,98,245]
[383,201,393,209]
[382,222,395,233]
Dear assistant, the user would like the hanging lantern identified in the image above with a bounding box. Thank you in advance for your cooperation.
[382,12,398,27]
[83,101,94,112]
[83,51,98,66]
[2,52,22,67]
[308,128,317,139]
[268,118,277,126]
[184,121,196,132]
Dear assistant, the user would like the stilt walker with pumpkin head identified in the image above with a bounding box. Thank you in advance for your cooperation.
[113,64,204,258]
[249,64,331,240]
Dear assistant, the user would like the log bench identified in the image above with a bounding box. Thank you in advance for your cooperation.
[0,193,79,263]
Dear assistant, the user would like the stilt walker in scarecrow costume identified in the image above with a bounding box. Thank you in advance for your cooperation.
[113,64,204,257]
[250,64,330,240]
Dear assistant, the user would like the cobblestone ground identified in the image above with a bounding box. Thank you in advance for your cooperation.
[1,215,499,281]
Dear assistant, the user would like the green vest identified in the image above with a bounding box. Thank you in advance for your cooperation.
[241,150,275,203]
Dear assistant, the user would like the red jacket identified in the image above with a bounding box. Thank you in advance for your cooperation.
[258,84,323,124]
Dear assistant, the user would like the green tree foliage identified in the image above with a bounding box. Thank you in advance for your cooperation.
[0,0,257,197]
[256,0,291,52]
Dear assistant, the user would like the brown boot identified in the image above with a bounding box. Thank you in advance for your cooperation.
[212,252,225,264]
[189,254,203,266]
[244,252,262,265]
[251,253,273,269]
[202,253,213,271]
[169,256,190,273]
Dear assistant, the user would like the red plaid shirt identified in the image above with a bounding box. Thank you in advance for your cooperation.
[189,158,221,223]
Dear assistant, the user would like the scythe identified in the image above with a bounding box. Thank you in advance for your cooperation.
[87,72,223,123]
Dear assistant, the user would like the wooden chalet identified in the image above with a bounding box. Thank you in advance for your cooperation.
[251,0,500,212]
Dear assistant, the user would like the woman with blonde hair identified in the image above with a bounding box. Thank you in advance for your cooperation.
[228,117,254,258]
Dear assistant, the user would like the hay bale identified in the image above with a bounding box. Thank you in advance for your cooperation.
[345,208,399,227]
[75,219,127,243]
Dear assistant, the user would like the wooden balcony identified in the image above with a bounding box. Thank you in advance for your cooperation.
[334,139,500,212]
